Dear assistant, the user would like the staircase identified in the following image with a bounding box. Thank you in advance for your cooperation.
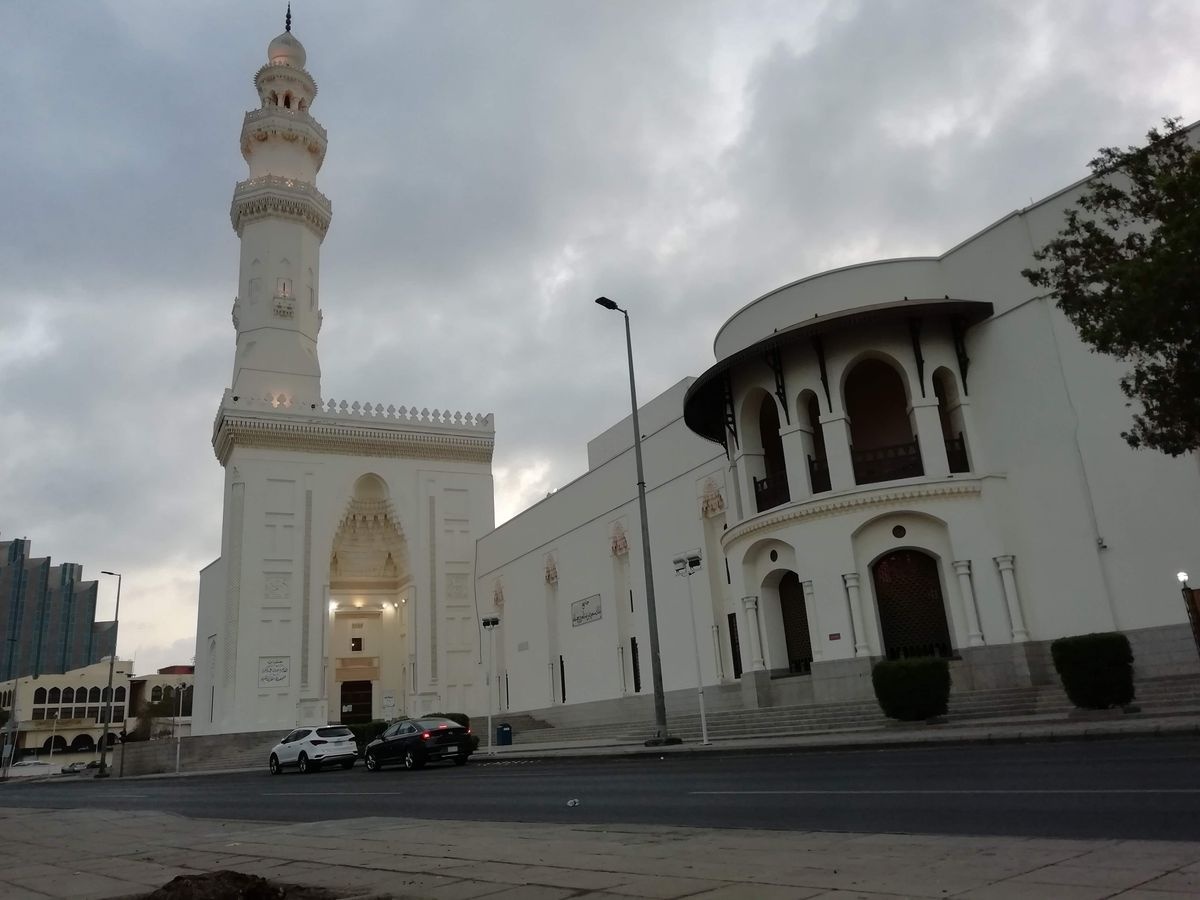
[509,674,1200,746]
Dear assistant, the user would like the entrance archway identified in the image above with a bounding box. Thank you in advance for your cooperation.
[778,572,813,674]
[871,549,952,659]
[340,680,373,724]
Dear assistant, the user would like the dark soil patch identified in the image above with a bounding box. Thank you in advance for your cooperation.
[137,870,338,900]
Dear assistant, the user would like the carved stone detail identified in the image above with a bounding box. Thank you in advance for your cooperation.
[544,554,558,586]
[264,573,291,600]
[610,523,629,557]
[700,478,726,518]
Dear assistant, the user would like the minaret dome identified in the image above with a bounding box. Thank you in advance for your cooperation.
[267,31,306,69]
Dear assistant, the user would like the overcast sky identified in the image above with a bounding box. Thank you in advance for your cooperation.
[1,0,1196,675]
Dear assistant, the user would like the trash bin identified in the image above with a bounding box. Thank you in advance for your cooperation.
[496,723,513,746]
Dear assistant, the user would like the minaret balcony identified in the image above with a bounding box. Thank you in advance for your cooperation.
[231,175,332,238]
[241,107,327,167]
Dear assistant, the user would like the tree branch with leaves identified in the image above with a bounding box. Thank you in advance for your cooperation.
[1023,118,1200,456]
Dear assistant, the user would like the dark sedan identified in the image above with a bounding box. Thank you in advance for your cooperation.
[363,717,473,771]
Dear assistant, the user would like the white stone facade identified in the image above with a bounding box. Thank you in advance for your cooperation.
[476,154,1200,723]
[193,23,495,736]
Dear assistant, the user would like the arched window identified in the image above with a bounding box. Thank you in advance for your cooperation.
[871,549,953,660]
[101,686,112,702]
[799,391,830,494]
[88,687,101,703]
[34,688,46,704]
[62,687,74,704]
[115,686,126,702]
[48,688,60,704]
[151,686,163,703]
[844,358,923,484]
[933,368,970,473]
[752,395,789,512]
[70,734,95,753]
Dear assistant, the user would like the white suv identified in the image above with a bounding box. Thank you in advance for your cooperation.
[268,726,358,774]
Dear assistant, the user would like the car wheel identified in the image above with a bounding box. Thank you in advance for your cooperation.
[298,752,310,774]
[453,755,469,767]
[269,754,281,775]
[365,752,380,772]
[340,759,355,770]
[403,750,424,770]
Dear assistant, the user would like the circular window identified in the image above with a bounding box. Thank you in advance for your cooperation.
[892,525,907,539]
[769,549,778,562]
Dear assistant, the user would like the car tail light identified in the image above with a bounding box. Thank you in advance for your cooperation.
[311,739,327,746]
[438,723,448,728]
[421,731,431,740]
[467,728,472,734]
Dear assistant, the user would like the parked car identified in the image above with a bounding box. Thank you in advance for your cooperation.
[60,761,87,774]
[363,717,472,771]
[268,726,358,774]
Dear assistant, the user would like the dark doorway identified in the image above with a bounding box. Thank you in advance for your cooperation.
[778,573,814,674]
[728,613,743,679]
[339,680,373,724]
[871,549,952,659]
[630,637,642,693]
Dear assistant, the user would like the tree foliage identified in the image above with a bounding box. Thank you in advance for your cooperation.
[1023,118,1200,455]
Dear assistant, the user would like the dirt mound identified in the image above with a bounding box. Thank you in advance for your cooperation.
[139,870,338,900]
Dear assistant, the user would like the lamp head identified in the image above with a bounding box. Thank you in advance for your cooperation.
[482,615,500,628]
[673,556,687,574]
[1180,572,1191,584]
[101,570,119,576]
[594,296,619,311]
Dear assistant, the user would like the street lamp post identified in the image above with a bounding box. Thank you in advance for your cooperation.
[595,297,679,746]
[481,616,500,754]
[673,551,710,746]
[1180,572,1199,661]
[96,571,122,778]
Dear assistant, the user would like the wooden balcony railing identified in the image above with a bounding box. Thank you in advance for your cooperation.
[945,433,969,473]
[753,471,790,513]
[807,455,831,494]
[852,439,924,485]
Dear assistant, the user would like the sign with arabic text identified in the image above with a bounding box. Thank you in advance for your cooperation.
[571,594,602,627]
[258,656,291,688]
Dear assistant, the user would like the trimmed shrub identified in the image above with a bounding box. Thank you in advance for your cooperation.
[871,657,951,721]
[1051,632,1134,710]
[347,719,390,753]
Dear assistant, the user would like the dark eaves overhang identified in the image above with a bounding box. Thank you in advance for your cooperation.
[682,297,994,445]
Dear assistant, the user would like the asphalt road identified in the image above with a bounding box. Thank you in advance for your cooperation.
[5,737,1200,841]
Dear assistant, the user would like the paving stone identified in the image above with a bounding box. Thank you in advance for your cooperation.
[599,874,721,898]
[0,882,54,899]
[681,884,825,899]
[8,873,147,900]
[1009,862,1169,890]
[952,882,1115,900]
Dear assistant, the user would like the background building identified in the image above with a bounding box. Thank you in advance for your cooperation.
[0,539,115,682]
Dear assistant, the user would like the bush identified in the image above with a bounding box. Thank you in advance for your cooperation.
[347,719,390,753]
[871,657,951,721]
[1051,632,1134,710]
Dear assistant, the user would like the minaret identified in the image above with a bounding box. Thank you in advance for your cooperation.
[228,6,330,406]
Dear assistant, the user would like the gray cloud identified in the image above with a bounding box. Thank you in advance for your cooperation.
[1,0,1196,674]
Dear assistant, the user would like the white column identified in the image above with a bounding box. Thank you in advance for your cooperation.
[820,414,856,489]
[994,555,1030,642]
[952,560,985,647]
[780,424,812,503]
[950,399,984,471]
[843,573,871,657]
[802,579,823,660]
[910,398,950,476]
[741,595,765,669]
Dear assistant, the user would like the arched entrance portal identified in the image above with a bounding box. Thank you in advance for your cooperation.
[778,573,813,673]
[871,549,952,659]
[340,681,373,724]
[328,474,410,724]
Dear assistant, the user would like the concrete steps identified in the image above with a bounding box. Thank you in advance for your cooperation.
[509,675,1200,745]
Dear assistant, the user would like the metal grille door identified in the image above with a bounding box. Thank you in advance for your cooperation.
[872,550,953,659]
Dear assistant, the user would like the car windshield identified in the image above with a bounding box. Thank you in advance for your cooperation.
[316,727,352,738]
[416,718,459,730]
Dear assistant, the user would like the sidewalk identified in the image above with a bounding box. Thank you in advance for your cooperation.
[4,804,1200,899]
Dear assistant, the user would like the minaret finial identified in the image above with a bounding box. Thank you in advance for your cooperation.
[285,3,292,32]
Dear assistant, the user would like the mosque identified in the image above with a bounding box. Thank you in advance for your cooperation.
[193,15,1200,736]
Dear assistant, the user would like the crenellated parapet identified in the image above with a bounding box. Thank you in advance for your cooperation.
[212,389,495,465]
[230,174,332,238]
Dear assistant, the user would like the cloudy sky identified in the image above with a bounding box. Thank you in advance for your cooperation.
[1,0,1196,674]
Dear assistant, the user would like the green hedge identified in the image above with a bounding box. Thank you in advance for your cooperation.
[871,657,951,721]
[347,720,390,753]
[1051,632,1134,710]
